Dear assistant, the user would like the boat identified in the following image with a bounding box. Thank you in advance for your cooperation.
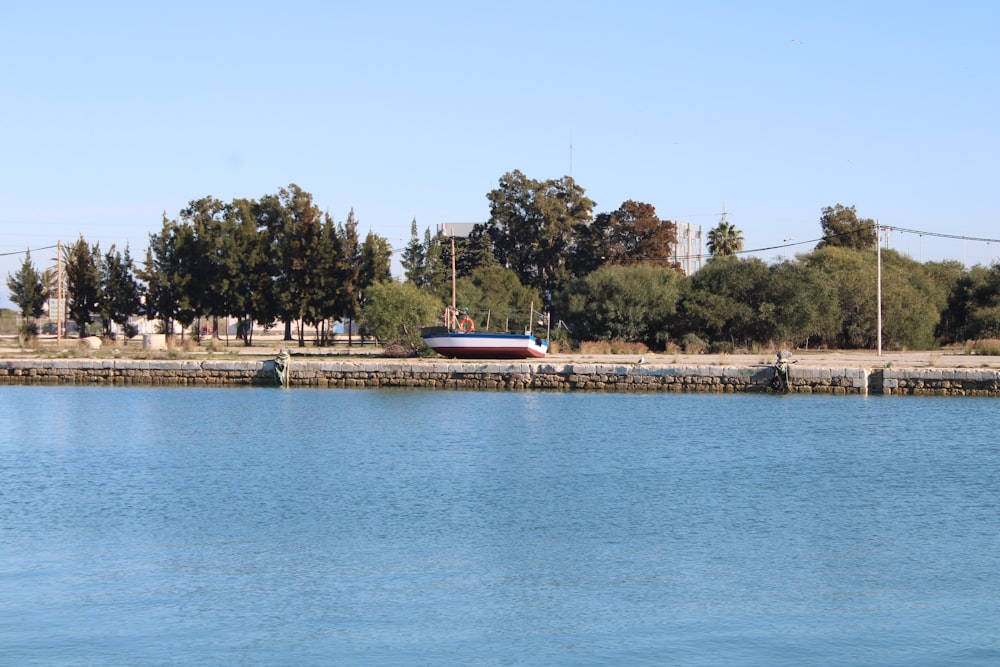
[421,317,550,359]
[420,235,550,359]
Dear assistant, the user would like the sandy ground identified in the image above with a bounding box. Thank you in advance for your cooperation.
[543,350,1000,370]
[3,337,999,370]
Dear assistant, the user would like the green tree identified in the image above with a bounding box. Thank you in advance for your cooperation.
[359,280,444,355]
[483,170,595,300]
[307,213,346,344]
[335,209,363,343]
[557,264,684,349]
[138,216,198,336]
[460,228,499,276]
[801,247,876,348]
[180,196,232,339]
[940,263,1000,341]
[766,260,840,348]
[801,247,943,350]
[816,204,876,250]
[99,244,141,339]
[455,265,544,333]
[706,221,744,258]
[64,236,103,337]
[401,218,426,286]
[423,227,448,299]
[228,197,278,344]
[359,231,394,304]
[923,259,968,343]
[679,256,771,348]
[878,251,947,349]
[6,249,48,327]
[256,184,328,346]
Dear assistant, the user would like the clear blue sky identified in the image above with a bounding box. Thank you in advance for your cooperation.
[3,1,999,309]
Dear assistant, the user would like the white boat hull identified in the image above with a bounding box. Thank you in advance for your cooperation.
[421,331,549,359]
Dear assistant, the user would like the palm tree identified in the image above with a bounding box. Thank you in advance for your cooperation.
[707,221,744,257]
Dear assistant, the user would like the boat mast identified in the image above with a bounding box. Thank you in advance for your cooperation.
[451,234,457,311]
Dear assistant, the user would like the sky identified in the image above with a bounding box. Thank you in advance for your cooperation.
[2,1,999,309]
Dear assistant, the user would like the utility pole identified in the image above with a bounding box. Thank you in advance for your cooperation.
[57,239,63,348]
[876,219,882,357]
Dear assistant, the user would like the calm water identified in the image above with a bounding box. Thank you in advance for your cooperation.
[1,386,999,666]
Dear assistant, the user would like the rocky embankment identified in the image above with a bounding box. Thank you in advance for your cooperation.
[3,352,1000,396]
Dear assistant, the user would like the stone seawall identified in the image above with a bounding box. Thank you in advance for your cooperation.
[3,359,1000,396]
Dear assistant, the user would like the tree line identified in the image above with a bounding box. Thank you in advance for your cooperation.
[7,174,1000,353]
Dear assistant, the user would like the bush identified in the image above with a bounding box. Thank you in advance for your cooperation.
[971,339,1000,356]
[18,320,39,344]
[382,341,417,357]
[359,281,444,354]
[680,333,707,354]
[578,340,649,355]
[708,340,734,354]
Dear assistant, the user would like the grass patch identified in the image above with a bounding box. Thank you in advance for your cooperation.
[578,340,650,355]
[971,339,1000,356]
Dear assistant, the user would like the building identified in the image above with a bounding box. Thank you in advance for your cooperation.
[674,221,704,275]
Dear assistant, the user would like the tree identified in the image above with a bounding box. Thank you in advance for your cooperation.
[483,170,595,300]
[138,216,198,336]
[401,218,427,286]
[64,236,102,337]
[422,227,448,298]
[573,200,679,271]
[679,257,771,348]
[924,259,968,343]
[359,280,444,355]
[180,196,231,339]
[460,228,499,276]
[454,265,544,333]
[706,221,744,258]
[335,209,363,343]
[227,197,278,344]
[556,263,684,349]
[800,247,876,348]
[6,249,48,328]
[307,213,345,344]
[359,231,393,305]
[256,184,327,346]
[939,262,1000,342]
[816,204,876,250]
[766,260,840,348]
[100,244,141,339]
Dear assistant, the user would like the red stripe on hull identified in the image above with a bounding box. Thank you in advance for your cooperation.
[427,345,548,359]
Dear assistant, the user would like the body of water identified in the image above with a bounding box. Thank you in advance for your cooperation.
[1,386,999,665]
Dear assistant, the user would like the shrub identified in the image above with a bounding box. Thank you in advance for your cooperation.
[972,339,1000,356]
[18,320,39,345]
[680,333,707,354]
[708,340,734,354]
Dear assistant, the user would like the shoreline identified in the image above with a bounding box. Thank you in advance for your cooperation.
[4,345,1000,370]
[3,354,1000,396]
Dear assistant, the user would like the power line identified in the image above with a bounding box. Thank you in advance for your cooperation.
[883,225,1000,244]
[0,244,59,258]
